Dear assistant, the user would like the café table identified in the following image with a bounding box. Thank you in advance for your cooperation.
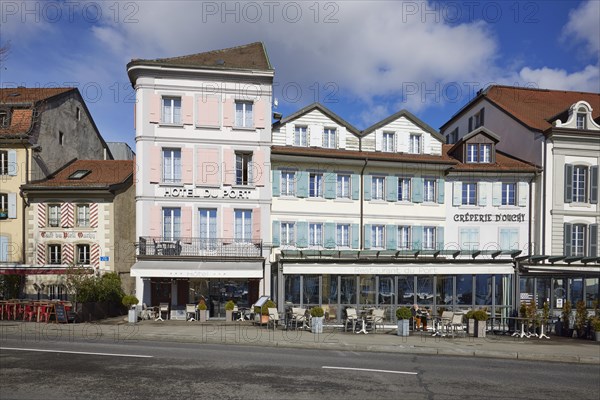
[510,317,532,338]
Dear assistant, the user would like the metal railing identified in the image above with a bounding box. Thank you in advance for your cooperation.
[137,237,263,259]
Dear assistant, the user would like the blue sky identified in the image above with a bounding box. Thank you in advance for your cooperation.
[1,1,598,148]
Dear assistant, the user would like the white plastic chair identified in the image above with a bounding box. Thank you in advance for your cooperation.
[156,303,169,321]
[186,304,197,321]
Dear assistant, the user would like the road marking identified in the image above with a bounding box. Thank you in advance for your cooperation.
[322,366,417,375]
[0,347,153,358]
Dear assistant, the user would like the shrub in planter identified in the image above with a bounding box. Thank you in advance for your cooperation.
[198,300,208,322]
[591,317,600,342]
[256,300,276,325]
[574,300,588,339]
[225,300,235,322]
[472,310,488,338]
[310,306,324,334]
[310,306,324,318]
[561,300,572,336]
[122,295,139,324]
[465,310,475,336]
[396,307,411,337]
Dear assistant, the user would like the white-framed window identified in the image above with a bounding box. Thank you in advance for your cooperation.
[459,228,479,251]
[501,183,516,206]
[48,244,61,264]
[281,222,295,246]
[48,204,61,227]
[76,244,90,265]
[0,150,8,175]
[235,101,253,128]
[479,144,491,163]
[163,208,181,240]
[499,228,519,250]
[337,224,350,247]
[323,128,336,148]
[409,134,421,154]
[337,174,351,199]
[382,132,395,152]
[398,178,411,201]
[76,204,90,227]
[467,143,491,163]
[572,166,587,203]
[309,223,323,247]
[235,152,253,185]
[371,225,385,249]
[47,284,65,300]
[162,97,181,124]
[0,193,7,212]
[281,171,296,196]
[234,209,252,242]
[473,109,484,129]
[398,226,411,249]
[462,183,476,205]
[294,126,307,146]
[467,144,478,163]
[572,224,586,257]
[423,226,436,250]
[372,176,385,200]
[0,110,9,128]
[576,111,586,130]
[424,179,436,202]
[162,148,182,184]
[199,208,217,244]
[309,173,323,198]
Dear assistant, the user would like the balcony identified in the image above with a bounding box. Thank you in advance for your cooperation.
[137,237,263,260]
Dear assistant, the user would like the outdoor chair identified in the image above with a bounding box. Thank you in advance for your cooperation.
[186,304,197,321]
[450,312,466,338]
[156,303,169,321]
[140,303,156,320]
[367,308,385,332]
[344,308,358,332]
[291,307,307,330]
[267,307,279,331]
[433,311,454,336]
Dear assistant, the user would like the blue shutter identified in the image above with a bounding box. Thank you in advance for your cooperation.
[364,224,372,249]
[351,174,360,200]
[437,178,445,204]
[436,227,444,251]
[296,171,309,198]
[296,221,308,248]
[8,193,17,219]
[564,164,573,203]
[324,223,336,248]
[412,177,423,203]
[452,182,462,206]
[324,173,337,199]
[590,166,598,204]
[492,182,502,206]
[351,224,359,249]
[272,221,280,247]
[386,225,397,250]
[412,226,422,250]
[386,176,398,202]
[589,224,598,257]
[272,170,280,197]
[364,175,372,201]
[7,150,17,176]
[563,223,572,256]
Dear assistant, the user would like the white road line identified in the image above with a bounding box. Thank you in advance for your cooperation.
[322,366,417,375]
[0,347,153,358]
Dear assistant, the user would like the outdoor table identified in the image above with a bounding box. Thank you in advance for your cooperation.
[355,309,374,334]
[509,317,531,338]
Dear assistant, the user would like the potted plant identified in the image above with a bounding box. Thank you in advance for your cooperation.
[122,295,139,323]
[472,310,488,338]
[257,300,275,325]
[198,299,208,322]
[591,317,600,342]
[310,306,324,334]
[396,307,412,337]
[465,310,475,336]
[574,300,588,339]
[0,209,8,219]
[561,300,572,337]
[225,300,236,322]
[525,301,539,336]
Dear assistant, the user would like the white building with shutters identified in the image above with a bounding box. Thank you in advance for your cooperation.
[127,43,274,318]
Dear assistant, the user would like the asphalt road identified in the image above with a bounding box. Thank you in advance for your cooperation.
[1,337,598,400]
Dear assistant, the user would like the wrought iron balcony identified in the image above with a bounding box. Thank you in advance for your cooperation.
[137,237,263,259]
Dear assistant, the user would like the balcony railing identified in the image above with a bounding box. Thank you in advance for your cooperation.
[137,237,263,259]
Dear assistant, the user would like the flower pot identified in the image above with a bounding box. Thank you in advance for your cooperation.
[128,308,137,324]
[226,309,233,322]
[475,320,486,338]
[311,316,324,334]
[199,310,208,322]
[397,319,409,336]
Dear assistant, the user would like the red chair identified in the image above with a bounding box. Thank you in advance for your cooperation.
[38,304,51,323]
[23,303,34,322]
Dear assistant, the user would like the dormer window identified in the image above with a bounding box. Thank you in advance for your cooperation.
[576,109,586,130]
[409,134,421,154]
[466,143,492,163]
[0,110,9,128]
[323,128,336,148]
[294,126,307,146]
[382,132,395,152]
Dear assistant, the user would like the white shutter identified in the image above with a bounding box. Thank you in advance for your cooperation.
[518,182,528,207]
[478,182,488,206]
[8,193,17,218]
[423,134,431,155]
[375,130,383,151]
[285,124,295,146]
[397,133,406,152]
[492,182,502,206]
[309,124,322,147]
[452,182,462,206]
[8,150,17,176]
[338,126,347,149]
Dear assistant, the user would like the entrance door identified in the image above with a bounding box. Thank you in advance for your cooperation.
[150,279,172,307]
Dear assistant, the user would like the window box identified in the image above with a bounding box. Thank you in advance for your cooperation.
[0,209,7,219]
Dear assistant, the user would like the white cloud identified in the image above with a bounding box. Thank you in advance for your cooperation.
[517,65,600,92]
[561,0,600,58]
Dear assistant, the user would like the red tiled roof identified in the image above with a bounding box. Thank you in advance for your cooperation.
[0,109,33,135]
[24,160,134,189]
[484,86,600,132]
[0,87,74,104]
[443,145,538,173]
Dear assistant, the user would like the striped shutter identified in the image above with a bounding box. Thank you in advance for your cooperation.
[91,244,100,268]
[563,223,572,256]
[386,225,397,250]
[37,203,46,228]
[182,96,193,125]
[272,221,280,247]
[296,221,308,248]
[272,170,280,197]
[252,208,261,241]
[324,223,336,249]
[351,224,360,249]
[62,243,74,265]
[90,203,99,228]
[36,243,46,265]
[386,176,398,202]
[61,203,73,228]
[351,175,360,200]
[564,164,573,203]
[253,99,266,128]
[182,148,193,184]
[181,207,192,243]
[437,178,445,204]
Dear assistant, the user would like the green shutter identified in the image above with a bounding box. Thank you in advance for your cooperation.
[412,177,423,203]
[518,182,528,207]
[324,223,336,248]
[590,166,598,204]
[272,170,280,197]
[564,164,573,203]
[351,224,359,249]
[412,226,422,250]
[492,182,502,206]
[452,182,462,206]
[589,224,598,257]
[364,224,372,249]
[437,178,445,204]
[436,227,444,251]
[324,173,337,199]
[351,174,360,200]
[297,171,309,198]
[386,225,397,250]
[386,176,398,202]
[272,221,280,247]
[563,223,572,256]
[478,182,488,206]
[364,175,372,201]
[296,221,308,248]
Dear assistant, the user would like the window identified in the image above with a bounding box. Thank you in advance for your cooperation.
[68,170,91,180]
[76,204,90,227]
[58,131,64,145]
[162,97,181,124]
[0,110,9,128]
[573,166,587,203]
[0,193,7,211]
[572,224,586,257]
[48,205,61,227]
[337,174,351,198]
[47,284,65,300]
[309,173,323,198]
[473,108,484,129]
[372,176,385,200]
[424,179,436,202]
[479,144,491,163]
[576,111,586,130]
[0,150,8,175]
[459,228,479,251]
[423,227,436,250]
[309,223,323,247]
[501,183,516,206]
[462,183,476,205]
[382,132,395,152]
[337,224,350,247]
[467,144,491,163]
[499,228,519,250]
[409,134,421,154]
[371,225,384,249]
[467,144,478,163]
[76,107,81,121]
[281,171,296,196]
[162,148,182,184]
[199,209,217,249]
[77,244,90,265]
[234,209,252,242]
[323,128,336,148]
[281,222,295,246]
[398,178,411,201]
[235,152,252,185]
[48,244,61,264]
[294,126,307,146]
[450,128,458,144]
[235,101,253,128]
[163,208,181,240]
[398,226,411,249]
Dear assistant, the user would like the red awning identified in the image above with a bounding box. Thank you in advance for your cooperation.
[0,268,93,275]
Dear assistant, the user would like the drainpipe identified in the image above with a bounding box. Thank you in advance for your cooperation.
[528,171,537,256]
[20,143,30,265]
[360,158,368,249]
[541,139,547,255]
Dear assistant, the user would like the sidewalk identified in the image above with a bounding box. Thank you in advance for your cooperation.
[1,319,599,365]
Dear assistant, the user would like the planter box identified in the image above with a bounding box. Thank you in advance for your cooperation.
[199,310,208,322]
[311,317,324,334]
[397,319,409,336]
[128,309,137,323]
[595,332,600,342]
[467,318,475,337]
[475,320,486,338]
[226,310,233,323]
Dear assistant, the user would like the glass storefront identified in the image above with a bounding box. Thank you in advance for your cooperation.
[188,278,251,318]
[518,276,598,312]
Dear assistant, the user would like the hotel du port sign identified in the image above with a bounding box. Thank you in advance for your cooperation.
[162,187,254,200]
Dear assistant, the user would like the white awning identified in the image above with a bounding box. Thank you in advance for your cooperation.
[282,263,514,275]
[131,261,264,279]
